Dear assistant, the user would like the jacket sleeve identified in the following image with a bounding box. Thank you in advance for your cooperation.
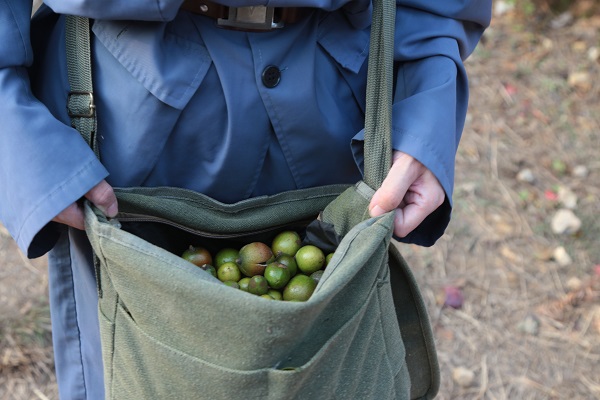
[353,0,492,246]
[0,0,109,258]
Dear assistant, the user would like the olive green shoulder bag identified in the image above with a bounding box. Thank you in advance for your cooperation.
[66,0,439,397]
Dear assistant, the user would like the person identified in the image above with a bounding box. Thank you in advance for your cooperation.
[0,0,491,398]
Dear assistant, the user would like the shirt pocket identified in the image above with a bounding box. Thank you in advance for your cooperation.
[92,17,211,110]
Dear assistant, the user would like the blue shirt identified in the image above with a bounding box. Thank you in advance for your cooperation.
[0,0,491,398]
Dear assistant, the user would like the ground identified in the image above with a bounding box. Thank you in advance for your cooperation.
[1,5,599,400]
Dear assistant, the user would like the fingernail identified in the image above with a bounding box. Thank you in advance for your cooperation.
[106,202,118,218]
[97,202,118,218]
[369,204,385,217]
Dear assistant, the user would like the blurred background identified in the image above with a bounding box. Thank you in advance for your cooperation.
[1,1,599,399]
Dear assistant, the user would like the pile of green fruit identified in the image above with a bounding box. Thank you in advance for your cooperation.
[180,230,334,302]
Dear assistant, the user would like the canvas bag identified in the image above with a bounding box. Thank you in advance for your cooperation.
[63,0,440,397]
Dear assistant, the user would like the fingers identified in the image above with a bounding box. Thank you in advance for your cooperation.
[369,152,420,217]
[85,180,118,218]
[369,152,445,238]
[52,202,85,230]
[391,176,445,238]
[51,180,118,230]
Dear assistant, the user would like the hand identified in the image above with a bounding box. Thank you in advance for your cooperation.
[52,180,118,230]
[369,151,445,238]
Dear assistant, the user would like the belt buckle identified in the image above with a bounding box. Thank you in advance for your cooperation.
[218,6,283,31]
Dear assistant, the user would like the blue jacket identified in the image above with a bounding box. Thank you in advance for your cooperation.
[1,2,490,397]
[1,0,491,259]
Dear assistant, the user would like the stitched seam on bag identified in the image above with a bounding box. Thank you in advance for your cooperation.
[409,276,436,398]
[95,238,118,399]
[142,192,341,212]
[116,185,347,207]
[376,284,404,392]
[389,243,437,396]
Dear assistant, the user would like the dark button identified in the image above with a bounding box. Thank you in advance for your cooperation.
[261,66,281,88]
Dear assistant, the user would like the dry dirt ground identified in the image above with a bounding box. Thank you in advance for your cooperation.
[1,5,599,400]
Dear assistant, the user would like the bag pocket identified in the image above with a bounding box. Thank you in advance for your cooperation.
[105,275,405,400]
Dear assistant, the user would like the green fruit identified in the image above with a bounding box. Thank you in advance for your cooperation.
[238,277,251,292]
[217,261,242,283]
[275,254,298,277]
[237,242,275,277]
[295,245,325,275]
[325,253,334,266]
[223,281,240,289]
[248,275,269,296]
[214,247,240,268]
[271,230,302,256]
[267,289,283,300]
[310,270,324,284]
[260,294,274,300]
[181,245,213,267]
[283,274,317,302]
[264,262,292,290]
[198,264,217,278]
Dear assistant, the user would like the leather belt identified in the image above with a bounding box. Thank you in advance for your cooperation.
[180,0,312,31]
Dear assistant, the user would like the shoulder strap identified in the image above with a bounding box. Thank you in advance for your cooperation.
[363,0,395,190]
[65,15,99,157]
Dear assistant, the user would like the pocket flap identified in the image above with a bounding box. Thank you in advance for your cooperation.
[92,18,211,110]
[317,11,370,74]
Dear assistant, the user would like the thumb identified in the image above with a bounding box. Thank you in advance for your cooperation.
[84,180,118,218]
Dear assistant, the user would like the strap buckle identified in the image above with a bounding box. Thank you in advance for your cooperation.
[67,91,96,118]
[217,6,284,31]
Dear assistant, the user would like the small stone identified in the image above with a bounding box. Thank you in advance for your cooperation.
[557,187,578,209]
[571,41,587,53]
[550,11,573,29]
[443,286,464,309]
[565,276,583,291]
[553,246,572,267]
[452,367,475,387]
[551,209,582,235]
[516,168,535,183]
[518,314,540,336]
[568,71,591,90]
[592,306,600,335]
[572,165,589,178]
[493,0,513,16]
[588,47,599,62]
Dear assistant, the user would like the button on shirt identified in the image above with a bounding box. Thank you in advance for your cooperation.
[261,65,281,88]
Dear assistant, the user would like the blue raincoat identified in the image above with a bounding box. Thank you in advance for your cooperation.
[0,0,491,398]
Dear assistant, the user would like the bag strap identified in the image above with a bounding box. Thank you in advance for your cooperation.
[65,15,99,157]
[65,1,396,186]
[363,0,395,190]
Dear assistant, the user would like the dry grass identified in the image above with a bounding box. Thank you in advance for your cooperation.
[401,8,600,400]
[1,5,599,400]
[0,225,56,400]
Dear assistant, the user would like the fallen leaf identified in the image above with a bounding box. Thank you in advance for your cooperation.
[551,159,568,175]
